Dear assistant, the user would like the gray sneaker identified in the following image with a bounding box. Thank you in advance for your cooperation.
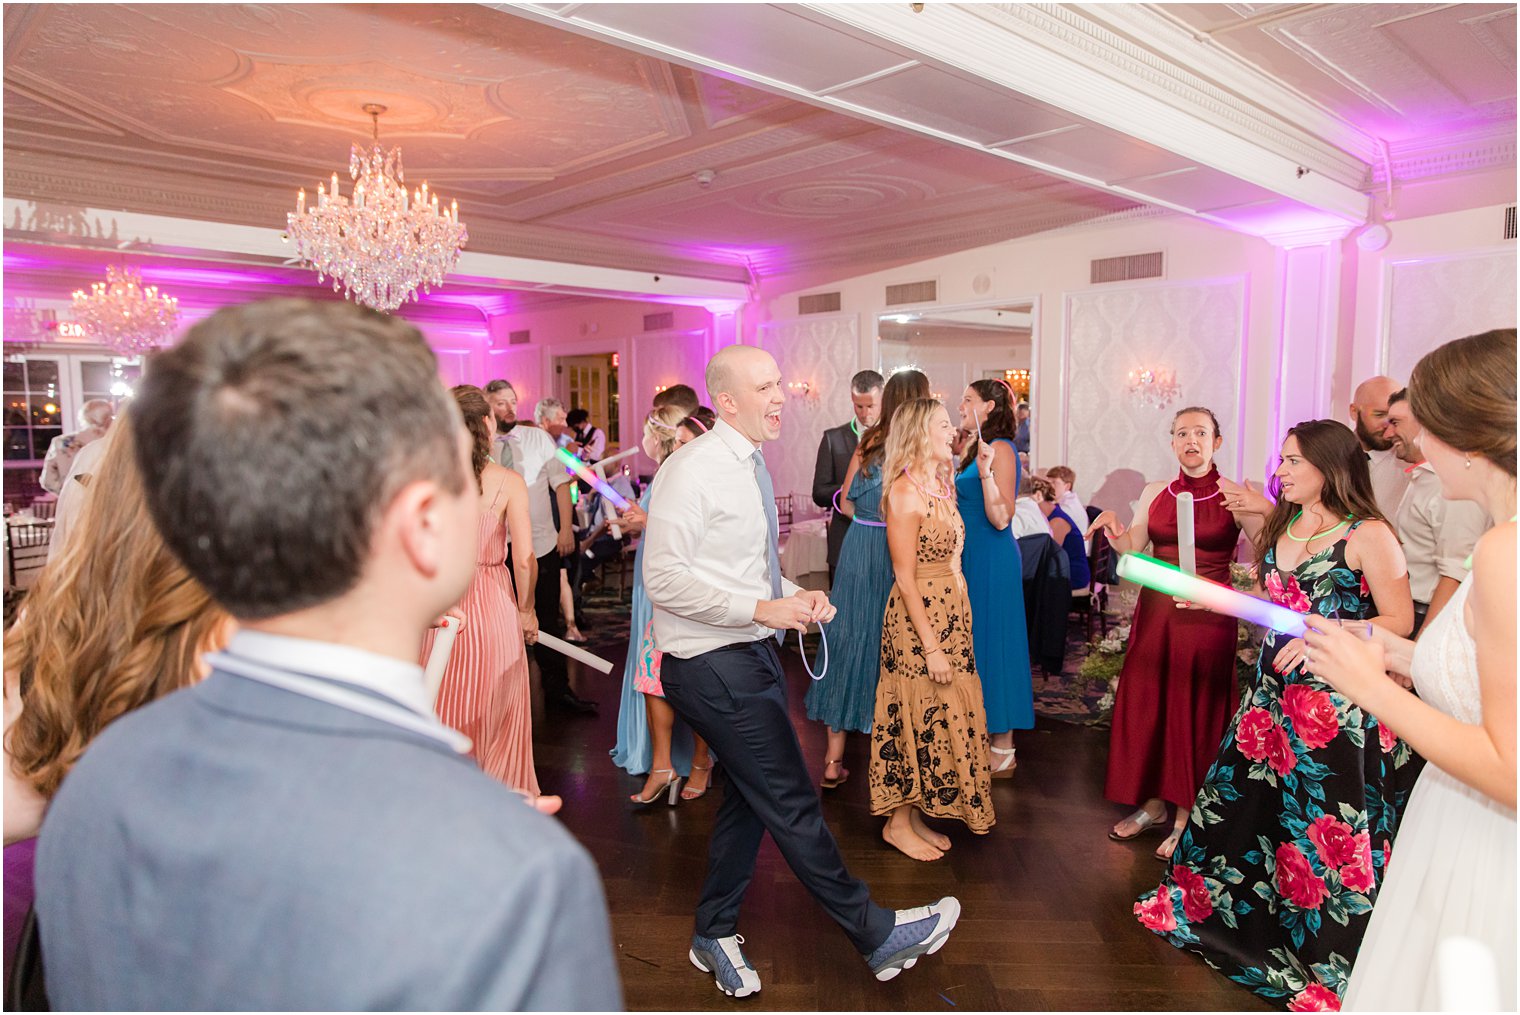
[865,896,961,982]
[689,933,761,998]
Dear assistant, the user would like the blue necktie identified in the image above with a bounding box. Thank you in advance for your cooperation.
[752,450,785,642]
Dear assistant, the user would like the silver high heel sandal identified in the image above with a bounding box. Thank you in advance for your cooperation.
[630,768,683,807]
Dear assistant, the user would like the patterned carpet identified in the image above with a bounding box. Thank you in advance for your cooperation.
[576,574,1122,727]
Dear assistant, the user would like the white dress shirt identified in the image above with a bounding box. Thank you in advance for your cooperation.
[643,419,801,659]
[505,424,573,558]
[1057,490,1089,551]
[1012,496,1053,539]
[1394,462,1491,604]
[1367,448,1411,525]
[47,436,109,559]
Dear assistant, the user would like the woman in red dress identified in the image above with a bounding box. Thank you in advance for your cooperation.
[1087,407,1261,858]
[420,386,543,798]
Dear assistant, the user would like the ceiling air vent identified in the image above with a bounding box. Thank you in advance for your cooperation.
[885,279,937,306]
[798,291,842,315]
[643,311,674,332]
[1090,251,1164,285]
[1505,205,1516,241]
[508,329,531,346]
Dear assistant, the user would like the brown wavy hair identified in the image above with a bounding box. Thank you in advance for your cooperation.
[451,384,493,491]
[1408,329,1516,477]
[1254,419,1382,577]
[958,378,1019,471]
[5,418,229,799]
[857,368,931,467]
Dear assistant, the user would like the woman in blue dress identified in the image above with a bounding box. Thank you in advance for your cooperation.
[955,378,1035,776]
[806,370,930,789]
[610,404,705,804]
[1028,474,1091,590]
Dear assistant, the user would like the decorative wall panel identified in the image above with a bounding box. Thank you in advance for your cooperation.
[1063,278,1244,522]
[758,315,860,508]
[1384,247,1517,382]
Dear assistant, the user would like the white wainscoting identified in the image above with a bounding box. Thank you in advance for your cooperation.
[1063,277,1245,523]
[758,314,860,508]
[1382,245,1517,383]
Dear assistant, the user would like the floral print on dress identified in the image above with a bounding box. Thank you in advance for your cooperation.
[1134,523,1423,1010]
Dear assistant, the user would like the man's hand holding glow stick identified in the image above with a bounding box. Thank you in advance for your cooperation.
[555,448,630,510]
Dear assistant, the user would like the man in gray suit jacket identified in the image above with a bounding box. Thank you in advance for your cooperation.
[34,300,623,1011]
[810,370,882,582]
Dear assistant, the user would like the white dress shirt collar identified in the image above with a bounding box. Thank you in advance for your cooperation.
[713,417,761,457]
[221,630,432,719]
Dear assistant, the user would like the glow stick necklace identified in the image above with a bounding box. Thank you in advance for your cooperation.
[832,487,886,527]
[1167,477,1221,502]
[790,625,830,681]
[903,468,951,499]
[849,417,862,438]
[1285,509,1352,543]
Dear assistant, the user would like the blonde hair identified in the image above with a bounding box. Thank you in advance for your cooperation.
[5,418,230,799]
[643,403,688,463]
[881,398,954,516]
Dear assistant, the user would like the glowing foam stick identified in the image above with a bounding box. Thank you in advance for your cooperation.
[1115,552,1306,636]
[1176,491,1197,575]
[422,616,460,709]
[589,446,641,538]
[536,631,615,674]
[556,448,630,510]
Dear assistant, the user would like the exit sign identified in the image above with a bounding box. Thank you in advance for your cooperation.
[53,321,87,339]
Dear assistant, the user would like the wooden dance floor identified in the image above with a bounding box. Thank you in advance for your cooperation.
[536,636,1272,1012]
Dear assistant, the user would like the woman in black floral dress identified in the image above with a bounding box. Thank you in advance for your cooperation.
[870,398,994,862]
[1136,420,1419,1010]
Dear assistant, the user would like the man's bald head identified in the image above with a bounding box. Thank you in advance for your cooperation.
[705,344,785,444]
[1350,375,1400,452]
[705,345,775,403]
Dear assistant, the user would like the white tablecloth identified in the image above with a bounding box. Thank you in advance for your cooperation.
[780,517,829,584]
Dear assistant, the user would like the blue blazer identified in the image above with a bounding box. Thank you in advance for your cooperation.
[35,668,623,1012]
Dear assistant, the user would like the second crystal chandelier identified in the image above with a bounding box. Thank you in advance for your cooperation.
[286,104,467,313]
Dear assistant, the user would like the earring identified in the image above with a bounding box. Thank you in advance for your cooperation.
[1465,456,1472,469]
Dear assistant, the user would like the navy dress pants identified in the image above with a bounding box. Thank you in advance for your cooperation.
[661,640,894,955]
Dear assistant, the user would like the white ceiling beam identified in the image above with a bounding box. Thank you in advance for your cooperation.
[502,2,1369,232]
[2,200,752,305]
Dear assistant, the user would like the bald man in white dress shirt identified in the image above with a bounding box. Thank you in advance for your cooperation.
[642,345,960,998]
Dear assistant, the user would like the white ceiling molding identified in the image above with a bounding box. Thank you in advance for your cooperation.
[1082,3,1383,170]
[2,200,752,305]
[505,1,1368,235]
[1375,121,1519,185]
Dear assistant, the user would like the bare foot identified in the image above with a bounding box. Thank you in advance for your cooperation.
[882,819,944,862]
[909,809,951,851]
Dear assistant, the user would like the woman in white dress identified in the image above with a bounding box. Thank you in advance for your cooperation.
[1305,329,1516,1011]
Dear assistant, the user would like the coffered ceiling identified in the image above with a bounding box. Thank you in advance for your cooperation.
[3,2,1514,301]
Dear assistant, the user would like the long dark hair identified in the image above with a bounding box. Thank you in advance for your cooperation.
[1255,419,1382,576]
[857,369,930,467]
[959,378,1018,471]
[451,384,493,490]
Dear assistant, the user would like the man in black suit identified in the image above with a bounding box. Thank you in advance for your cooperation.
[811,369,883,583]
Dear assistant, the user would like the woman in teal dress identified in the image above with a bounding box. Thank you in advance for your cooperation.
[610,405,701,802]
[806,369,930,789]
[954,379,1035,776]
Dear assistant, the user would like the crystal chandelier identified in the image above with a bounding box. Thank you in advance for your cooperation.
[1126,367,1182,410]
[285,104,467,313]
[70,266,180,354]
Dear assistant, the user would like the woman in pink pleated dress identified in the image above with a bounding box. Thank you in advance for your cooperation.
[420,386,543,797]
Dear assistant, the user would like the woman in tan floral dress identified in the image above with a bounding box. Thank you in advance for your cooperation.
[870,397,995,861]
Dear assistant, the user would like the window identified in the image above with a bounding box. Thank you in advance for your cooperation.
[4,356,63,505]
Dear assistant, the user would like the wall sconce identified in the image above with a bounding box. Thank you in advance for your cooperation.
[786,380,816,400]
[654,383,671,395]
[1126,367,1181,410]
